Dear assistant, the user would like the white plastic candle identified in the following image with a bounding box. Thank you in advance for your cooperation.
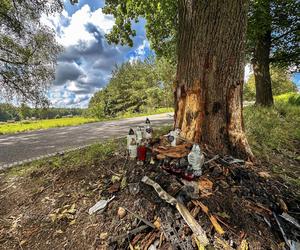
[188,144,204,176]
[136,126,143,144]
[144,118,152,139]
[127,128,137,159]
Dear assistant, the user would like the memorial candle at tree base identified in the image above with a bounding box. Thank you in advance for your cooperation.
[167,128,181,147]
[136,126,143,144]
[144,118,153,140]
[127,128,137,159]
[188,144,204,177]
[137,143,147,164]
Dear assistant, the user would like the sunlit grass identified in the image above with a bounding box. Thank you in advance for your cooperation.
[0,117,99,134]
[0,108,174,135]
[244,103,300,157]
[119,107,174,118]
[274,92,300,106]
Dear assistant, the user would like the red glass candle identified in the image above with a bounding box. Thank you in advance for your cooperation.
[137,145,147,161]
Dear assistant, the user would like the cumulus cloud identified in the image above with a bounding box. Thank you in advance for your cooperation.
[43,2,150,107]
[54,62,84,85]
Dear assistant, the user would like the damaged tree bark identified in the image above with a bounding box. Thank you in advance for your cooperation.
[174,0,253,159]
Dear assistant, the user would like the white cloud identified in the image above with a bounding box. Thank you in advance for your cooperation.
[42,4,150,107]
[129,40,150,63]
[54,5,114,47]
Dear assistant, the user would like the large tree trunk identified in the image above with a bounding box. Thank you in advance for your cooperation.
[252,31,273,106]
[174,0,253,159]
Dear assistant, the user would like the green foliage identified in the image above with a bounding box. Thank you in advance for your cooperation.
[244,103,300,157]
[0,103,86,122]
[275,92,300,106]
[243,74,256,101]
[0,0,63,105]
[247,0,300,69]
[0,117,98,134]
[103,0,177,61]
[243,67,297,100]
[0,103,20,121]
[88,58,175,119]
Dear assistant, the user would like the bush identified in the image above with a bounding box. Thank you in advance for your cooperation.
[274,92,300,106]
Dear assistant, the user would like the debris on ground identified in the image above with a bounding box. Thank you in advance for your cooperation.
[0,117,299,249]
[88,196,115,215]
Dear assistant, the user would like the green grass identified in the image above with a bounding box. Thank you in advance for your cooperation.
[5,139,121,178]
[274,92,300,106]
[3,101,299,189]
[244,102,300,157]
[0,117,99,135]
[244,100,300,190]
[118,107,173,119]
[0,107,174,135]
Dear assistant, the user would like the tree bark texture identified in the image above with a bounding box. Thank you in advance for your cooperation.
[174,0,253,159]
[252,30,274,106]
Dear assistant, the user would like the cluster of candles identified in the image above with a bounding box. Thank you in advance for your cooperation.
[127,118,205,180]
[127,118,153,164]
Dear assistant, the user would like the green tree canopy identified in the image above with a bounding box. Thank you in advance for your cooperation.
[244,67,297,101]
[88,58,175,118]
[0,0,63,105]
[247,0,300,70]
[102,1,177,61]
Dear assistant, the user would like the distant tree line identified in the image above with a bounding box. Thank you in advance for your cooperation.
[88,58,175,118]
[0,103,85,122]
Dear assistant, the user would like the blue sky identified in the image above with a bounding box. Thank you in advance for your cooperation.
[43,0,300,108]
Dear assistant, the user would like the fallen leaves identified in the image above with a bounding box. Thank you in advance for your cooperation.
[49,203,76,224]
[198,178,213,197]
[153,217,161,229]
[108,182,120,193]
[258,171,271,178]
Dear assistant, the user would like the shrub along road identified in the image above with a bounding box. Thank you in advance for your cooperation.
[0,113,173,169]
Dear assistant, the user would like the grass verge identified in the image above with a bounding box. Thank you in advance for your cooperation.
[244,102,300,189]
[0,117,99,135]
[0,108,173,135]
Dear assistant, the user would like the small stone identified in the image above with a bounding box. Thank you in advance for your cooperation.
[100,232,108,240]
[117,207,126,219]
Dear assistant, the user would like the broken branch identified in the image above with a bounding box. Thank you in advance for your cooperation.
[141,176,209,246]
[193,200,225,235]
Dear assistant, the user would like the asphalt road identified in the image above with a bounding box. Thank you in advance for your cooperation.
[0,113,173,170]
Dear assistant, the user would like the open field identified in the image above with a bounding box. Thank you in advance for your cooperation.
[0,108,174,135]
[0,117,99,135]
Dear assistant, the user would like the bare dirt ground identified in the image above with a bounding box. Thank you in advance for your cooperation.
[0,138,299,250]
